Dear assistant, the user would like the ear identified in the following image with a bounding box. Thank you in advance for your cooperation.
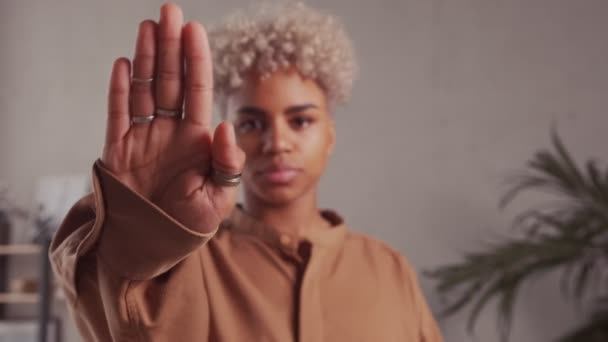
[327,117,336,156]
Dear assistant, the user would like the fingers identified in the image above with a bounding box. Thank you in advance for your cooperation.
[211,122,246,176]
[106,58,131,144]
[155,3,184,114]
[183,21,214,127]
[130,20,157,119]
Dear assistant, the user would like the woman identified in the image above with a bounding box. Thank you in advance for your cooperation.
[51,3,443,341]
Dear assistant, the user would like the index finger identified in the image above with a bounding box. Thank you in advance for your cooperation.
[183,21,213,127]
[106,58,131,144]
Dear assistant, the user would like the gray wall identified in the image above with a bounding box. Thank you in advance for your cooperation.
[1,0,607,341]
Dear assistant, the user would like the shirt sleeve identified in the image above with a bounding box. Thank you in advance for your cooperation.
[49,159,217,340]
[93,160,217,280]
[400,258,444,342]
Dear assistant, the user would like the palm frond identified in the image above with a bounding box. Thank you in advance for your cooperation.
[558,299,608,342]
[426,131,608,341]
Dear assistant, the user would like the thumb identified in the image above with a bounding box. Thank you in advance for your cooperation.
[211,121,246,176]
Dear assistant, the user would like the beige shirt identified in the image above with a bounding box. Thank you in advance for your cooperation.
[50,161,443,342]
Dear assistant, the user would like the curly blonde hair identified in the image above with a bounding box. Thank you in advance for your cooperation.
[208,2,357,116]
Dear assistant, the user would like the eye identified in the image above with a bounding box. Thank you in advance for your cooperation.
[236,118,264,133]
[290,116,314,130]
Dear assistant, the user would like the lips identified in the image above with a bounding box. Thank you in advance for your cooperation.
[256,164,301,184]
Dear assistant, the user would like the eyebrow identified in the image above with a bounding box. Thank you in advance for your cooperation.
[237,104,319,117]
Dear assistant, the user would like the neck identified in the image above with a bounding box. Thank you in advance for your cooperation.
[242,187,328,236]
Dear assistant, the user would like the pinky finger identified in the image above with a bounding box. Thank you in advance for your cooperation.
[106,58,131,145]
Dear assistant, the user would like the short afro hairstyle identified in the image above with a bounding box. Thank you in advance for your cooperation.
[208,2,358,116]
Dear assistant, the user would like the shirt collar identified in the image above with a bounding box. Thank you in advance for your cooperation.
[220,204,347,252]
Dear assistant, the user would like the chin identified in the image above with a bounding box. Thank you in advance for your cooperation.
[245,181,307,206]
[258,187,300,206]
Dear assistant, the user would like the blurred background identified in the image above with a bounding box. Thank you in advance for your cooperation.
[1,0,607,341]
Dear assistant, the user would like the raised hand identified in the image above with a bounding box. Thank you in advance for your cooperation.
[101,3,245,233]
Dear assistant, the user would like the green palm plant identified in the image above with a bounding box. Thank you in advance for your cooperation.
[426,130,608,342]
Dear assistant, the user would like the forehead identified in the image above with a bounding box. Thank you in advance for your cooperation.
[227,69,328,114]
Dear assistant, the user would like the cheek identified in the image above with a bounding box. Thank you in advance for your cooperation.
[235,136,260,180]
[236,135,258,158]
[301,129,332,169]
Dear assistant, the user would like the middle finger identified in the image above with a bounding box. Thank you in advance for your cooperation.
[130,20,157,120]
[155,3,184,116]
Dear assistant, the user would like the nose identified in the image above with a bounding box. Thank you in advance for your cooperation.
[262,119,293,155]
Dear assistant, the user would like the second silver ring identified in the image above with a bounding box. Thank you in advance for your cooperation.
[155,108,183,119]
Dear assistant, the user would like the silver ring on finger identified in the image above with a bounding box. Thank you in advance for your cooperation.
[155,108,182,119]
[130,114,156,125]
[132,77,154,84]
[211,168,242,187]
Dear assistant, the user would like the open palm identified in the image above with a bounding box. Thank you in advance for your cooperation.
[101,4,245,233]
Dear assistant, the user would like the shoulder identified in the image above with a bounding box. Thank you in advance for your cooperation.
[342,230,419,281]
[343,230,399,256]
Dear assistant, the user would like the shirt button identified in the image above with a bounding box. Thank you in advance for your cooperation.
[280,235,291,246]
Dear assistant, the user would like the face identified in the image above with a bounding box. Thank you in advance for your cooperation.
[226,68,336,206]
